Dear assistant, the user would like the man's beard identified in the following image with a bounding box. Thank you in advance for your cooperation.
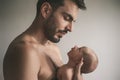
[43,14,69,43]
[44,25,60,43]
[43,15,60,43]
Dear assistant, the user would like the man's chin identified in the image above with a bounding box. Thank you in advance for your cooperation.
[53,38,60,43]
[49,38,60,43]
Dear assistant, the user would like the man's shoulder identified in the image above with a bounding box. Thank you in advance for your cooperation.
[9,34,40,53]
[10,38,36,51]
[3,40,41,79]
[5,39,40,63]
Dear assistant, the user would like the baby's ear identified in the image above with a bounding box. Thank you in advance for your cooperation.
[41,2,52,19]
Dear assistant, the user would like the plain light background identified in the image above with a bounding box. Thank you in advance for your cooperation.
[0,0,120,80]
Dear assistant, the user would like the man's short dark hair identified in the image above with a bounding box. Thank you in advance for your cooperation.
[36,0,86,16]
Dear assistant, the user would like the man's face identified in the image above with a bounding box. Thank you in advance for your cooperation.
[44,0,79,43]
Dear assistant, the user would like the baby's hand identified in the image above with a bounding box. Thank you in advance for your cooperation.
[73,58,84,80]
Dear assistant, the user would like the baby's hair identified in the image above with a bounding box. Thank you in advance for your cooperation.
[79,47,98,73]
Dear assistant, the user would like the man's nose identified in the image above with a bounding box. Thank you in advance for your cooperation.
[66,23,72,32]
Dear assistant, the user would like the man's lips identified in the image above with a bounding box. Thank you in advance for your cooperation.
[58,29,68,34]
[59,33,65,38]
[57,32,67,38]
[62,32,67,35]
[57,30,69,38]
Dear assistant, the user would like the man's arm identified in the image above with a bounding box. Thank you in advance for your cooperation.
[3,44,40,80]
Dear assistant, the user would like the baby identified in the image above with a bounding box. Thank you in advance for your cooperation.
[57,46,98,80]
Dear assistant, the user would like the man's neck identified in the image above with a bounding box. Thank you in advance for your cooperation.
[24,17,50,45]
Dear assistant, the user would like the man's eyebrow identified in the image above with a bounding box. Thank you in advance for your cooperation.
[62,12,76,22]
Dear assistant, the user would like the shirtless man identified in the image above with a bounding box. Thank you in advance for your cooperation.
[3,0,86,80]
[57,46,98,80]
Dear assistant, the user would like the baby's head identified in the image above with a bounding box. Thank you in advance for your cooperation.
[67,46,98,74]
[80,47,98,74]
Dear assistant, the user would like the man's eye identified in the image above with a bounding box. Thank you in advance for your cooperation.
[66,16,70,20]
[64,16,71,21]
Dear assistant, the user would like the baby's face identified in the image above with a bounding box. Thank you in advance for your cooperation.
[67,47,83,63]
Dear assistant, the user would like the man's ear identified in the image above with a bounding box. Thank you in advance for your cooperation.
[41,2,52,19]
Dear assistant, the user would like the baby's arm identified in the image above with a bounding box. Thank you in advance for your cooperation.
[57,63,84,80]
[57,68,62,80]
[73,62,84,80]
[73,64,83,80]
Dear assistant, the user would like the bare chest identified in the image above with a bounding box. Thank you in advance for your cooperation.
[38,50,62,80]
[38,56,56,80]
